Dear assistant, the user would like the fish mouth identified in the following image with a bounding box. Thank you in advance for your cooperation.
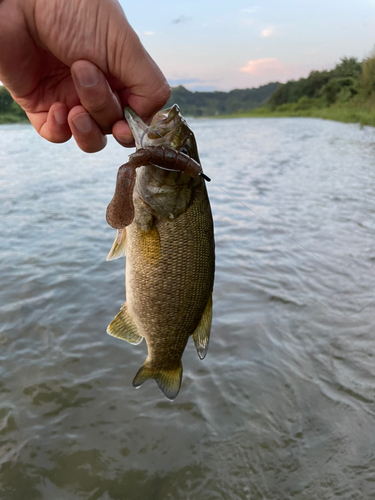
[124,105,200,163]
[124,106,149,147]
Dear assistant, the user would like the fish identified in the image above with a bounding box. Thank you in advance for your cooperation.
[106,104,215,400]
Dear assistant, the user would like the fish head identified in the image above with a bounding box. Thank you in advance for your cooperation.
[124,104,200,163]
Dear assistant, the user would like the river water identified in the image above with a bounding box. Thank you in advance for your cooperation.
[1,117,375,499]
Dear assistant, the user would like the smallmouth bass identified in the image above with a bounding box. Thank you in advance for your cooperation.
[106,105,215,400]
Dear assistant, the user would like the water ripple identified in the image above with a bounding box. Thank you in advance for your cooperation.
[1,119,375,499]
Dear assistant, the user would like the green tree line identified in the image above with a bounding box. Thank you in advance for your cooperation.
[267,56,363,111]
[0,86,27,123]
[244,51,375,126]
[166,82,280,116]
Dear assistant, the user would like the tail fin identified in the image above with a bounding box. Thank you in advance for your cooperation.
[132,362,182,401]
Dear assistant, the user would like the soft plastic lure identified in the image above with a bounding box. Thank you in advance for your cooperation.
[106,146,205,229]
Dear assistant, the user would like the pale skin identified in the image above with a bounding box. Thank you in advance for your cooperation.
[0,0,171,152]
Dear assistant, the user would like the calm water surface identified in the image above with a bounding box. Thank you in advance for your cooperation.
[1,117,375,499]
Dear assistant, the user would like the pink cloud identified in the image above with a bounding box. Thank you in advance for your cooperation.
[239,58,292,77]
[260,26,275,38]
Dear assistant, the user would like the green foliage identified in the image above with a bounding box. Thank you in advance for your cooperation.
[0,85,28,122]
[359,51,375,97]
[166,82,280,116]
[268,71,331,110]
[0,86,14,113]
[268,56,363,111]
[246,52,375,128]
[320,77,358,104]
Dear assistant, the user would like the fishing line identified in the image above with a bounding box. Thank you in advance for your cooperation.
[149,163,180,173]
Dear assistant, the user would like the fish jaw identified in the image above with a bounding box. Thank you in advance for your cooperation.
[124,105,180,149]
[124,105,200,164]
[124,107,149,148]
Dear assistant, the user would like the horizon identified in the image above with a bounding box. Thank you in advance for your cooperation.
[168,81,281,93]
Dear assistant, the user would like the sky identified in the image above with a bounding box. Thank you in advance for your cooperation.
[120,0,375,91]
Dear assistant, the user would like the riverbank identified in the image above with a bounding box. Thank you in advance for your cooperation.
[220,102,375,127]
[0,114,29,125]
[2,102,374,128]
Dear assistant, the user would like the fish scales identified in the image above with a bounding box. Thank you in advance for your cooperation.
[126,180,214,370]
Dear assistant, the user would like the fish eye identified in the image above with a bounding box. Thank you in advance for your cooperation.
[179,146,189,155]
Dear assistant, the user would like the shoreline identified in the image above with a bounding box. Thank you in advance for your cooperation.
[2,104,374,128]
[212,104,375,127]
[0,115,29,125]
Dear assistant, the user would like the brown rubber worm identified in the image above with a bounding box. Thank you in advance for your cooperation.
[106,146,207,229]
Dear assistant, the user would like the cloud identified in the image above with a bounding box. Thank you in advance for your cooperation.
[239,58,292,77]
[144,31,156,35]
[240,7,259,14]
[260,26,275,38]
[172,15,190,24]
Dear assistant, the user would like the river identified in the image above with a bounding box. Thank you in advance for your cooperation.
[1,117,375,499]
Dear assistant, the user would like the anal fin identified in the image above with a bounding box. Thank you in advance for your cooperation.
[192,293,213,360]
[133,362,182,401]
[106,229,126,261]
[107,303,143,345]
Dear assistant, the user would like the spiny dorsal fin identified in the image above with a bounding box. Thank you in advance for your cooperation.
[192,293,213,360]
[133,362,182,401]
[106,229,126,261]
[107,303,143,345]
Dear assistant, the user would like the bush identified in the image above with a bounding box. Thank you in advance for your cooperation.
[360,51,375,97]
[0,86,14,113]
[320,77,357,104]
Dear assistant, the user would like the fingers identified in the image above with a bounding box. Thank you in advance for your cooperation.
[112,119,135,148]
[29,102,72,144]
[68,105,107,153]
[68,60,130,152]
[71,60,124,134]
[28,101,107,153]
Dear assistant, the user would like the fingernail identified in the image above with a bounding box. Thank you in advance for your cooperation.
[74,64,100,88]
[54,107,67,125]
[72,113,93,133]
[115,133,134,147]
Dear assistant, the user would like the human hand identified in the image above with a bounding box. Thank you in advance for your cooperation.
[0,0,171,152]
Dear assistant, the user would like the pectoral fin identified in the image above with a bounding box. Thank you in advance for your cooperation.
[107,303,143,345]
[133,362,182,401]
[192,293,213,360]
[106,229,126,261]
[136,225,161,265]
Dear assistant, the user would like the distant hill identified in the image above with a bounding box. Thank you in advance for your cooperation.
[0,81,280,123]
[166,82,281,117]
